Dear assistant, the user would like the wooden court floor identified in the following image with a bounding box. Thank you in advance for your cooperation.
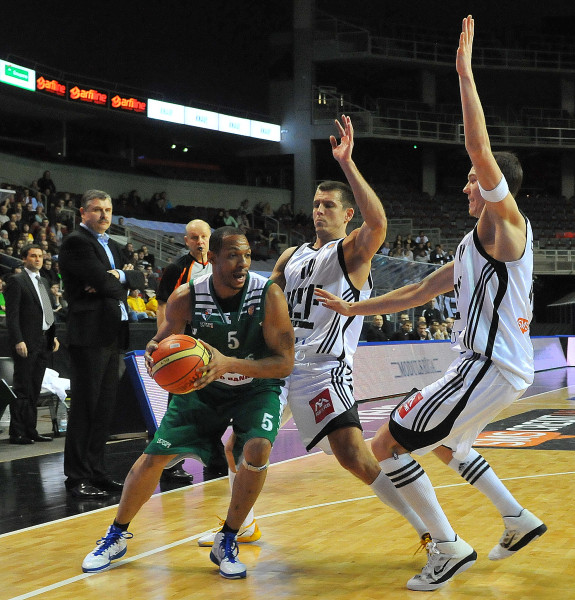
[3,384,575,600]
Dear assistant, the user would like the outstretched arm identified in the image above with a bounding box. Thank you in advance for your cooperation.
[458,15,521,224]
[332,115,387,266]
[315,262,454,316]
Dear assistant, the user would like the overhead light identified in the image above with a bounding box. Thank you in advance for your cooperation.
[183,147,189,152]
[171,144,176,149]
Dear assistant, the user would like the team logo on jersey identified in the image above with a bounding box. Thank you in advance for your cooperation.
[309,389,335,423]
[398,391,424,418]
[517,318,530,333]
[327,242,336,249]
[201,308,212,320]
[248,305,255,316]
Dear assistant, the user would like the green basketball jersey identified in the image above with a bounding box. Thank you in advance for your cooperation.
[188,271,281,389]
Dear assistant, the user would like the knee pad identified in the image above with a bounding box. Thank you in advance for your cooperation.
[241,458,269,472]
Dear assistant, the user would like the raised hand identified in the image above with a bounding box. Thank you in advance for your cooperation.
[330,114,354,164]
[314,287,354,316]
[456,15,474,79]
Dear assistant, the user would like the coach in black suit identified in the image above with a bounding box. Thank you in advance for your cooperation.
[59,190,144,499]
[5,244,59,444]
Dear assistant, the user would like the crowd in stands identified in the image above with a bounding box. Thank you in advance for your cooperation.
[378,230,454,266]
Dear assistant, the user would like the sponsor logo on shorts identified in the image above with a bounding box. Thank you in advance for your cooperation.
[517,317,530,333]
[309,389,335,424]
[398,392,424,418]
[157,438,172,448]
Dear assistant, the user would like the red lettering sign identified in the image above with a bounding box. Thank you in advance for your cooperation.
[110,94,146,113]
[36,76,66,97]
[68,85,108,106]
[398,391,424,419]
[309,389,335,424]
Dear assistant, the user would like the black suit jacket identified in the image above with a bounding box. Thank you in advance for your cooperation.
[59,227,145,348]
[5,271,56,351]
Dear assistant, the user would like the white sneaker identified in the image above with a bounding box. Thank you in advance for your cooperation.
[488,509,547,560]
[198,518,261,546]
[82,525,133,573]
[209,532,247,579]
[407,536,477,591]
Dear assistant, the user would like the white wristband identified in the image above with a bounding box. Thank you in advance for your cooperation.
[478,175,509,203]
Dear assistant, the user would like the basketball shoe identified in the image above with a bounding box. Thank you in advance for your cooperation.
[407,535,477,591]
[82,525,133,573]
[210,532,247,579]
[488,508,547,560]
[198,518,261,546]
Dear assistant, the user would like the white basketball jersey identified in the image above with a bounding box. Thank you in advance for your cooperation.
[284,239,372,367]
[452,216,534,390]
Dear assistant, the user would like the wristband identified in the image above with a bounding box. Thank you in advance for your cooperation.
[478,175,509,203]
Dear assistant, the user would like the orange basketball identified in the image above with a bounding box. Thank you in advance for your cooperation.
[150,334,210,394]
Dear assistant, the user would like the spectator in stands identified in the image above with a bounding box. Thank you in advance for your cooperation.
[223,210,238,228]
[415,230,429,245]
[121,242,134,264]
[365,314,391,342]
[0,204,10,226]
[127,288,155,320]
[402,246,414,261]
[404,234,415,250]
[13,239,25,258]
[0,229,10,250]
[413,243,429,263]
[21,189,38,211]
[212,210,226,229]
[378,241,391,255]
[38,171,56,195]
[391,319,419,341]
[422,297,442,326]
[0,276,5,325]
[444,248,455,262]
[429,244,446,264]
[237,211,250,233]
[416,321,433,340]
[443,317,454,337]
[389,241,403,258]
[49,282,68,322]
[40,257,60,287]
[429,320,447,340]
[139,245,155,268]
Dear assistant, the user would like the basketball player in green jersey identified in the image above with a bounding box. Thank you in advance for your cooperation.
[81,227,294,580]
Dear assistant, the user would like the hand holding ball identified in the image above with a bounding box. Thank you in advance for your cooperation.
[150,335,211,394]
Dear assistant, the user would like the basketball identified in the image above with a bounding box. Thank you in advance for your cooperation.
[150,334,211,394]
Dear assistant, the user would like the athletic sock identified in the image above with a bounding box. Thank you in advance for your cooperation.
[229,468,255,528]
[449,449,523,517]
[380,454,456,542]
[369,470,428,537]
[221,521,239,535]
[112,519,130,532]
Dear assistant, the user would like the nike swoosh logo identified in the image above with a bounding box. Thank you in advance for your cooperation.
[433,560,451,576]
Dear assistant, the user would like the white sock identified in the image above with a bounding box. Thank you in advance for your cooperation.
[381,455,456,542]
[448,449,522,517]
[229,468,255,529]
[369,470,428,537]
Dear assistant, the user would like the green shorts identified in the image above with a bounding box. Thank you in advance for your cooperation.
[145,381,283,466]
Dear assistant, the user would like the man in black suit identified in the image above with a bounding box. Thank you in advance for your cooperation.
[5,244,59,444]
[59,190,144,499]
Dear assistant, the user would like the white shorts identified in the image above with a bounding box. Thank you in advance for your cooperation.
[389,352,526,460]
[283,355,360,454]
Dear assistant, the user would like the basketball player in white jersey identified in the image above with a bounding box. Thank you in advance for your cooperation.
[316,16,546,591]
[198,114,433,549]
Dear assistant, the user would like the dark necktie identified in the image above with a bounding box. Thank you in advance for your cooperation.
[36,275,55,328]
